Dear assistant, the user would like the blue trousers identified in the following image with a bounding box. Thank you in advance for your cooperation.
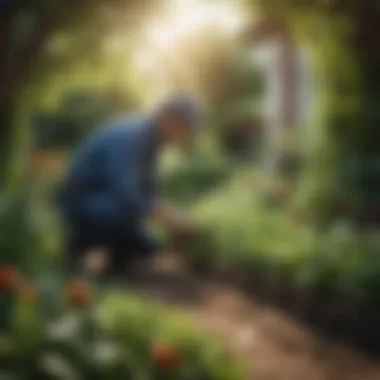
[60,193,160,274]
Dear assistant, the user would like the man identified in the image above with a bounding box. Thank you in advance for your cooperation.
[58,94,203,277]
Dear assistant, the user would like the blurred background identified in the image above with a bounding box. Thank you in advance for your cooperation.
[0,0,380,379]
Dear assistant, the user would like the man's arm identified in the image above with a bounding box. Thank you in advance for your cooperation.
[141,140,187,229]
[108,133,154,221]
[108,128,196,231]
[144,151,197,232]
[152,202,197,233]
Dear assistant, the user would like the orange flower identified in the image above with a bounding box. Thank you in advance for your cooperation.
[66,280,92,308]
[32,152,48,171]
[151,341,181,370]
[0,265,18,293]
[17,281,40,305]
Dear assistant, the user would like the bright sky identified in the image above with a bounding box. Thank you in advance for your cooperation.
[149,0,246,49]
[134,0,249,102]
[135,0,248,68]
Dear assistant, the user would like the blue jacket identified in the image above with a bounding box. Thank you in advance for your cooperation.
[59,115,158,226]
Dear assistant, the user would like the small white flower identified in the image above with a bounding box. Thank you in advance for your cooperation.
[39,353,80,380]
[93,341,122,364]
[47,313,82,340]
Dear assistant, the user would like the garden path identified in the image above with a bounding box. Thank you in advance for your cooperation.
[122,254,380,380]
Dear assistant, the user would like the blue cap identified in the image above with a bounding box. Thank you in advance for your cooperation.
[158,94,203,129]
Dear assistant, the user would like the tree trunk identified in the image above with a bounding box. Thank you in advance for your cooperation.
[0,7,62,190]
[0,98,15,188]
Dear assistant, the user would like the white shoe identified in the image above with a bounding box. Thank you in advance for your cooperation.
[81,247,110,278]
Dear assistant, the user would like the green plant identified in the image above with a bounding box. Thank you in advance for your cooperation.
[0,267,245,380]
[189,177,380,306]
[160,154,236,207]
[0,183,245,380]
[0,193,40,274]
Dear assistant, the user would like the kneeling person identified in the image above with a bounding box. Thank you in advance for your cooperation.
[58,95,203,276]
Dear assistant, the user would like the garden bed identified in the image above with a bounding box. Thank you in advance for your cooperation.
[0,264,245,380]
[168,182,380,357]
[181,256,380,358]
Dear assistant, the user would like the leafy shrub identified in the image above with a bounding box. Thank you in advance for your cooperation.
[34,89,131,150]
[189,178,380,305]
[217,101,263,157]
[0,192,245,380]
[0,267,245,380]
[0,193,41,274]
[160,154,236,207]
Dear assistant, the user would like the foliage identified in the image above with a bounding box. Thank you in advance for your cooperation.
[0,269,244,380]
[0,0,164,187]
[158,129,252,207]
[34,89,136,150]
[0,192,245,380]
[160,155,237,207]
[186,174,380,305]
[0,192,42,275]
[248,0,366,223]
[216,99,263,157]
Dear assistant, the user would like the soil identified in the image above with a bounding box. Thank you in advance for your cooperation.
[120,254,380,380]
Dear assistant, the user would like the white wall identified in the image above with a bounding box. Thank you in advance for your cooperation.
[250,39,315,175]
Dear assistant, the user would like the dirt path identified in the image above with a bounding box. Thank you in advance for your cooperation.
[121,257,380,380]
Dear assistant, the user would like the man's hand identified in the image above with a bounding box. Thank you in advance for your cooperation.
[153,203,197,235]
